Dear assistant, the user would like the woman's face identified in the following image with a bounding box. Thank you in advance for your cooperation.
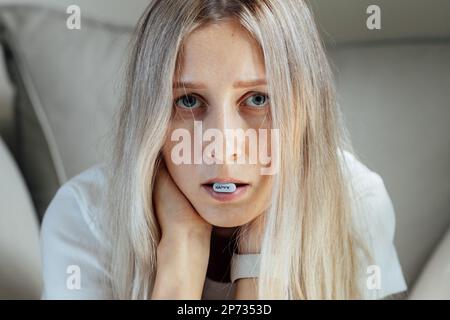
[162,20,274,228]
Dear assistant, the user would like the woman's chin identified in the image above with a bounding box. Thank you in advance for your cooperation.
[198,208,256,228]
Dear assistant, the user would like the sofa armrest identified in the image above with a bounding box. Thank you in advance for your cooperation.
[409,226,450,299]
[0,135,42,299]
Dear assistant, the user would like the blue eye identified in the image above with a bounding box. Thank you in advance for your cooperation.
[174,95,201,109]
[245,93,269,108]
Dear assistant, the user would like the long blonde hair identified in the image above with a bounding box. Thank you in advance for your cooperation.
[105,0,370,299]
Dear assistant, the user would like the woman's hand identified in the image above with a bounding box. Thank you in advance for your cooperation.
[151,162,212,299]
[153,162,212,241]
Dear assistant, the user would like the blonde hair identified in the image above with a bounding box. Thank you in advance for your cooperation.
[105,0,370,299]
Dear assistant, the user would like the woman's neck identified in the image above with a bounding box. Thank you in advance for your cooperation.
[206,226,239,283]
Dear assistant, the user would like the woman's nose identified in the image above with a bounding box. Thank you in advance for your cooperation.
[203,104,246,164]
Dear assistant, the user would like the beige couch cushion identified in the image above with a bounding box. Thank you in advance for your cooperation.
[327,43,450,284]
[0,136,41,299]
[409,226,450,299]
[0,5,133,219]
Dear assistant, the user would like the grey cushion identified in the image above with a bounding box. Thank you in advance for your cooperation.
[0,5,132,220]
[0,135,41,299]
[327,42,450,284]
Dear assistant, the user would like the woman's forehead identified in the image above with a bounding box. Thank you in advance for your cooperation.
[175,21,266,88]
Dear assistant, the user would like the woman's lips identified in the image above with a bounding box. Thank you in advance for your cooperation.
[201,181,250,202]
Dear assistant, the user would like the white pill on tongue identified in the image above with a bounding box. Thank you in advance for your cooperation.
[213,182,237,193]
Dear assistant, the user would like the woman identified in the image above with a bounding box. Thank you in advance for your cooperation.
[41,0,407,299]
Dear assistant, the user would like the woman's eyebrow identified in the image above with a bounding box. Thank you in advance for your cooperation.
[233,79,267,88]
[173,78,267,89]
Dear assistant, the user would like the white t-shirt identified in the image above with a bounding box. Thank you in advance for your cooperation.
[40,150,407,299]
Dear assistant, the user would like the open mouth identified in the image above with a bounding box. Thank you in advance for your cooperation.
[204,182,248,192]
[201,181,250,201]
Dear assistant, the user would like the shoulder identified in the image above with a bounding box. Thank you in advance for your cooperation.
[42,163,109,244]
[40,163,113,299]
[338,150,396,240]
[339,149,387,194]
[338,149,408,299]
